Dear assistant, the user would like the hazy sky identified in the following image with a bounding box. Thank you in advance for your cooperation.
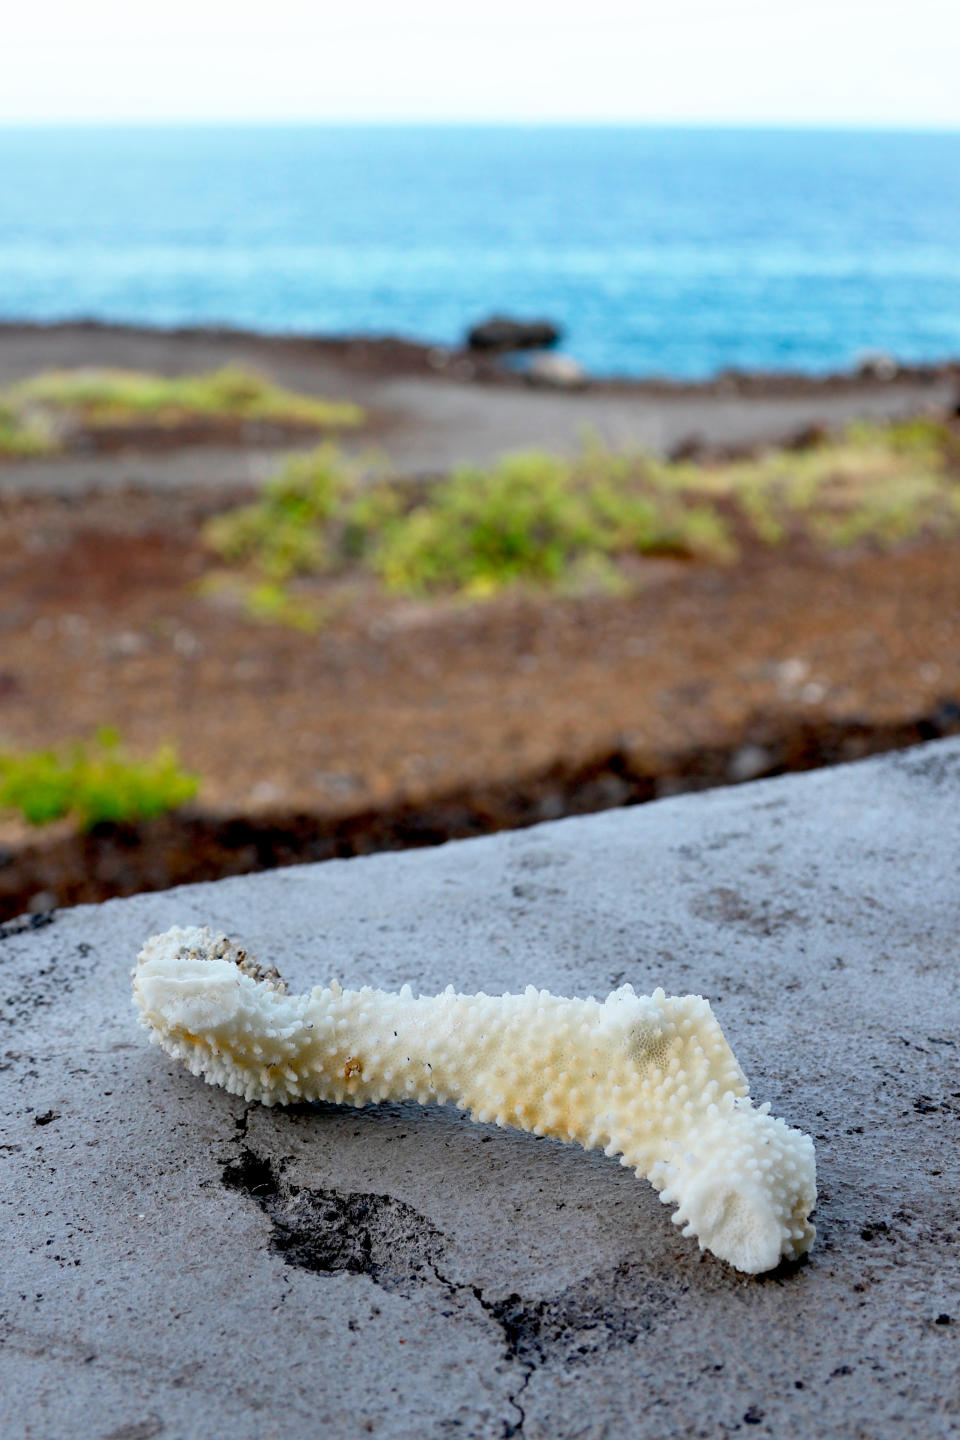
[3,0,959,127]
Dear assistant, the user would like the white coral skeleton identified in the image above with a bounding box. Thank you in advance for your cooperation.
[133,925,816,1274]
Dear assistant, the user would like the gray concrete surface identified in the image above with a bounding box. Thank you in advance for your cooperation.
[0,323,956,495]
[1,740,959,1439]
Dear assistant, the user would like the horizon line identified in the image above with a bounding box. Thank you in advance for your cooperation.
[2,117,960,135]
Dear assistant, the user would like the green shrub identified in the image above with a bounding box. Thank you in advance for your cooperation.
[372,450,734,594]
[375,453,594,593]
[0,729,199,829]
[204,446,351,580]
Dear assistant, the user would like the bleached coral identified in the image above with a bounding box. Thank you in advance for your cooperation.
[133,925,816,1274]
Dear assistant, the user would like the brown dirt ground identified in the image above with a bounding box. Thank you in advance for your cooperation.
[2,472,959,920]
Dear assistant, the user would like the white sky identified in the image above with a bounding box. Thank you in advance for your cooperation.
[2,0,958,127]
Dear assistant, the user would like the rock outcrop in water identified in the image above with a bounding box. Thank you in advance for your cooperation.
[466,314,562,351]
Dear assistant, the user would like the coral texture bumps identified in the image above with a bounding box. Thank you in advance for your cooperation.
[133,925,817,1274]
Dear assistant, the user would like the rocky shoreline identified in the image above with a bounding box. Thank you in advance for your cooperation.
[2,317,958,400]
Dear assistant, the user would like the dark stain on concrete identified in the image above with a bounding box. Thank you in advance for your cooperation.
[222,1145,674,1436]
[0,910,57,942]
[691,885,807,937]
[892,744,960,787]
[222,1147,446,1295]
[0,942,87,1027]
[103,1420,165,1440]
[477,1263,671,1368]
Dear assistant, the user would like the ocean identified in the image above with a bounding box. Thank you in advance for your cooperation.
[1,125,958,380]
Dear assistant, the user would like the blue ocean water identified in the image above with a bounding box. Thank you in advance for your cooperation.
[1,125,958,380]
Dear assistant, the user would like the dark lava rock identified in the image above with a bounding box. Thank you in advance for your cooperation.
[466,315,562,352]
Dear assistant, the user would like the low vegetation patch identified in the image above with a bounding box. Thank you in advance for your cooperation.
[204,443,733,608]
[672,416,960,548]
[0,365,363,454]
[202,418,960,617]
[0,729,199,829]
